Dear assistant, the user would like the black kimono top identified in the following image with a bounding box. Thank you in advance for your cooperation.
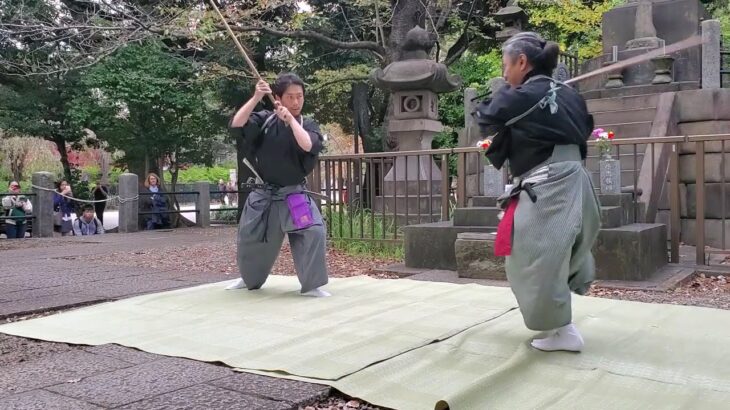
[473,73,594,178]
[229,110,325,187]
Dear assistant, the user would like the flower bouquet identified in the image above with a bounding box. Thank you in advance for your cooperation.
[592,128,615,160]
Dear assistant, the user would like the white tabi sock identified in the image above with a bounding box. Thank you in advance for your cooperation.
[530,323,584,352]
[224,278,247,290]
[301,287,331,297]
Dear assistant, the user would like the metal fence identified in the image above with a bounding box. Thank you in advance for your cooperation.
[312,134,730,267]
[558,52,580,78]
[721,48,729,88]
[311,148,485,243]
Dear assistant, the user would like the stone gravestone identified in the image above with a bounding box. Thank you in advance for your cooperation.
[553,63,571,82]
[600,158,622,194]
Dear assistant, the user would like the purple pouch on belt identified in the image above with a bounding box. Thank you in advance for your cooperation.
[286,193,315,229]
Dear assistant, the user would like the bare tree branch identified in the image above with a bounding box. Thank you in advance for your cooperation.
[443,0,477,66]
[311,76,371,92]
[226,25,387,62]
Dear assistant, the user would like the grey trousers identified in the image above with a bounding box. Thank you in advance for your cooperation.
[504,146,601,331]
[236,185,329,293]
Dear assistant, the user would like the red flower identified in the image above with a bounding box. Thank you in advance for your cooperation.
[608,131,615,140]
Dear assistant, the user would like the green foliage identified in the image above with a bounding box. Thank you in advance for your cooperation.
[325,208,404,259]
[170,166,233,184]
[522,0,624,59]
[308,64,373,133]
[210,209,238,222]
[70,41,226,172]
[706,0,730,44]
[439,50,502,133]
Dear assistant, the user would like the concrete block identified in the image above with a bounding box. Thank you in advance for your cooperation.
[194,181,210,228]
[455,233,505,280]
[593,223,668,281]
[701,20,722,89]
[597,193,636,224]
[680,218,730,249]
[115,384,290,410]
[46,358,233,408]
[452,207,501,227]
[677,121,730,154]
[675,89,717,121]
[1,390,103,409]
[468,196,498,207]
[0,351,132,397]
[211,371,329,405]
[656,210,672,235]
[31,172,55,238]
[404,222,493,270]
[685,183,730,218]
[601,206,624,228]
[118,173,139,233]
[586,93,659,112]
[679,153,730,183]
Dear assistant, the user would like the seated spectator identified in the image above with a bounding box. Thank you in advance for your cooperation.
[2,181,32,239]
[53,180,74,236]
[73,204,105,236]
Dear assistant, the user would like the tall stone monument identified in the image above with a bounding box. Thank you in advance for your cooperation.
[371,26,461,222]
[582,0,711,93]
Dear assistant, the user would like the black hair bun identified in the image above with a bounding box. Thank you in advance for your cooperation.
[538,41,560,72]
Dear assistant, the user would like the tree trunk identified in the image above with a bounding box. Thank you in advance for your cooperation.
[389,0,429,61]
[352,82,374,153]
[53,136,72,184]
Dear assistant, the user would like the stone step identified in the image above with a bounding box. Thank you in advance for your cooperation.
[594,223,668,281]
[591,107,656,125]
[404,221,495,270]
[468,196,498,207]
[586,93,660,113]
[592,121,653,138]
[452,207,501,227]
[601,206,624,228]
[455,232,505,280]
[582,82,699,101]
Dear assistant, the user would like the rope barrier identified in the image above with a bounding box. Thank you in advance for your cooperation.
[29,184,139,204]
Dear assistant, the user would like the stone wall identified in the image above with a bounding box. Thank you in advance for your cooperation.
[656,89,730,248]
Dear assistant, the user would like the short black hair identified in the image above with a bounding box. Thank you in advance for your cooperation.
[82,204,94,212]
[272,73,305,97]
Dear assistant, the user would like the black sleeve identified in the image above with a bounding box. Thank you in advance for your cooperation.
[228,109,273,144]
[298,118,324,156]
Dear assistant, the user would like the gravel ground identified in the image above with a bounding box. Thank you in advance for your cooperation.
[74,241,400,280]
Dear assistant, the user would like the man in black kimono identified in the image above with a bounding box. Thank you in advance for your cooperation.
[474,32,600,352]
[226,73,330,297]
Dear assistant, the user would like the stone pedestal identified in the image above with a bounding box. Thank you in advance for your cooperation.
[194,181,210,228]
[701,19,722,89]
[594,223,668,281]
[600,158,622,194]
[482,165,504,197]
[31,172,55,238]
[651,55,674,84]
[118,173,139,233]
[375,118,444,220]
[455,233,505,280]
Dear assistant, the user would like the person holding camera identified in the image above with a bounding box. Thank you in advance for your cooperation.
[2,181,33,239]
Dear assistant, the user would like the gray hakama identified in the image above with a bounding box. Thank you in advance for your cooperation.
[236,184,329,294]
[501,145,600,331]
[229,108,329,294]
